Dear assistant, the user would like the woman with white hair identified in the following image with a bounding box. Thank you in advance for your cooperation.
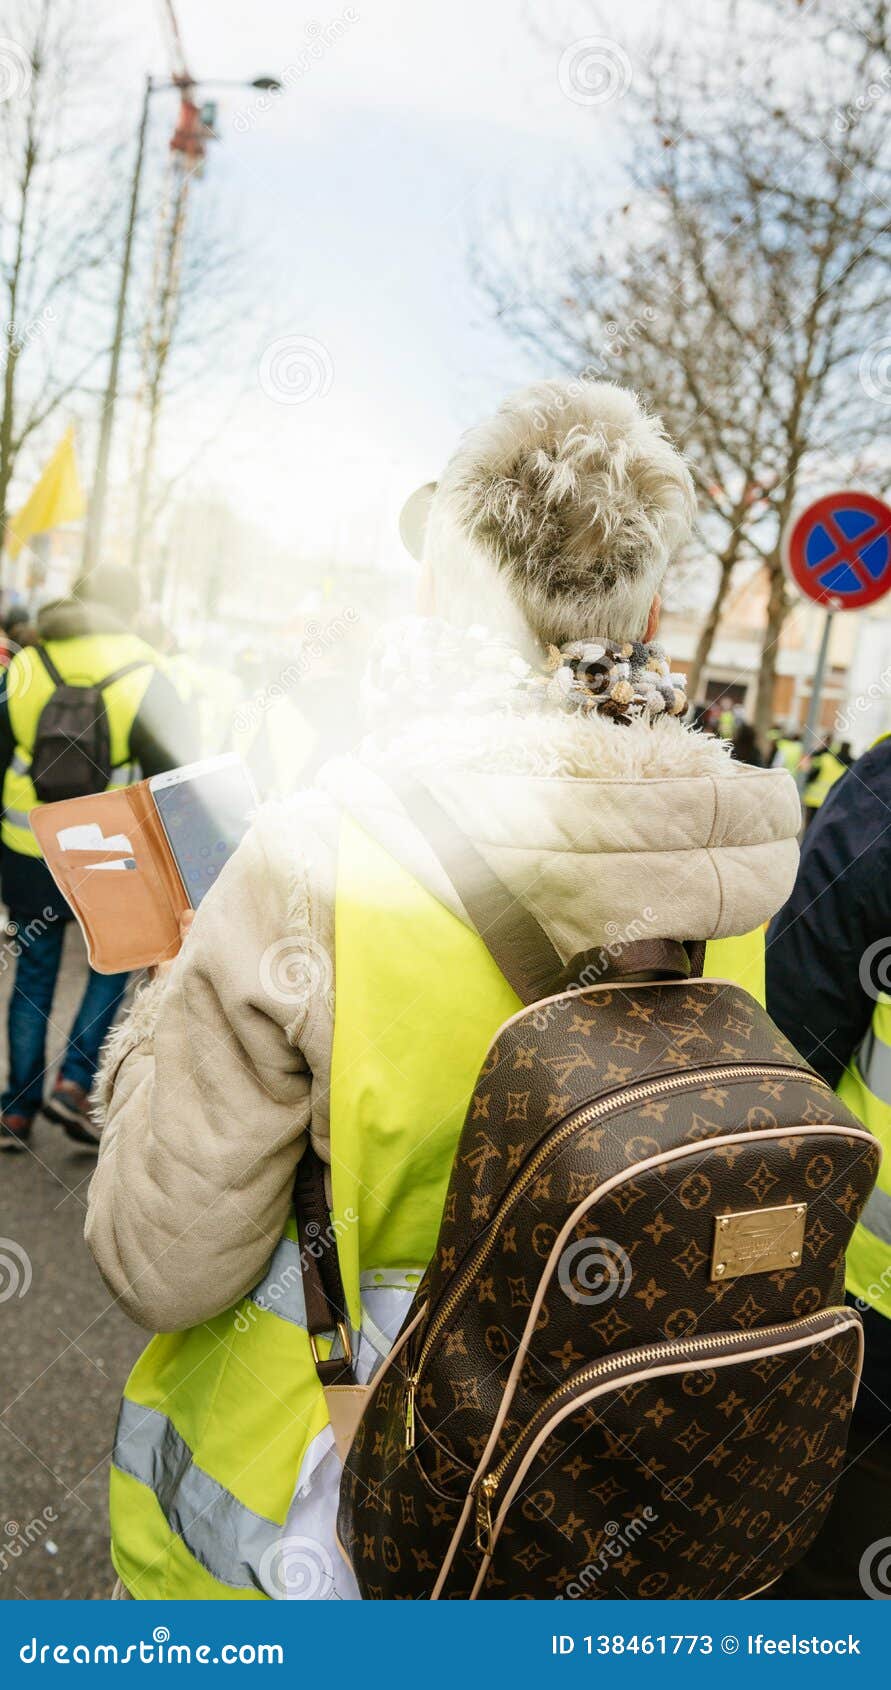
[87,380,800,1600]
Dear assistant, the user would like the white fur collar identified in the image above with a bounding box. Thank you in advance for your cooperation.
[363,706,738,783]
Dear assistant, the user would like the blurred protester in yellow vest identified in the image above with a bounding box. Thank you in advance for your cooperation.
[800,738,853,827]
[771,725,804,775]
[0,568,196,1153]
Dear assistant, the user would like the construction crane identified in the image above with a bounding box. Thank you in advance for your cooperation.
[161,0,217,171]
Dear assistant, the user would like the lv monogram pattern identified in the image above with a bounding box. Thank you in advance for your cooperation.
[477,1321,862,1601]
[339,983,880,1599]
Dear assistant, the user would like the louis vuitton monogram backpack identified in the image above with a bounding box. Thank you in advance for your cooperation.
[298,781,881,1601]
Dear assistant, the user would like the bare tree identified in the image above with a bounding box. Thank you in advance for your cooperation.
[0,0,119,562]
[478,4,891,732]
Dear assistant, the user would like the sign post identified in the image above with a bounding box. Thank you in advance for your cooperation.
[781,489,891,751]
[801,611,834,753]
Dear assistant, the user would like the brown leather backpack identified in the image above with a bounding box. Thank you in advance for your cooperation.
[299,782,881,1601]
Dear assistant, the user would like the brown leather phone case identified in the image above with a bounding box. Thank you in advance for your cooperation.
[30,783,190,973]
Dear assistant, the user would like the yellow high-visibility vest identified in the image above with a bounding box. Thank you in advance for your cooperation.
[108,812,767,1597]
[802,750,846,810]
[838,994,891,1317]
[775,738,803,776]
[2,635,156,859]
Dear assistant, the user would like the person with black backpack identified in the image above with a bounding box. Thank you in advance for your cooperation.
[84,381,868,1603]
[0,566,196,1153]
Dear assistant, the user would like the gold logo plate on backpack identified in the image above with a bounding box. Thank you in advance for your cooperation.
[711,1203,807,1280]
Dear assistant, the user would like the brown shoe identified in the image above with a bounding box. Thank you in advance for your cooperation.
[0,1112,33,1152]
[42,1080,101,1147]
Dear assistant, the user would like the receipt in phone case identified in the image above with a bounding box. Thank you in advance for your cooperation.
[82,857,137,871]
[57,823,135,854]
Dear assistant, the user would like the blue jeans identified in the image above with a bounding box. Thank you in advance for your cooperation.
[1,912,129,1118]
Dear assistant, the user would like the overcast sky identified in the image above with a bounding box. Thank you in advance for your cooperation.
[108,0,653,568]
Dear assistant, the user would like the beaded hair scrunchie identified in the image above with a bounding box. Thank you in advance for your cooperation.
[542,639,688,725]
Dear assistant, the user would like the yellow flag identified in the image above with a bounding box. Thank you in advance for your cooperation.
[7,426,85,559]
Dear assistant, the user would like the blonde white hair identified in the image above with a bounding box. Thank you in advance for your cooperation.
[423,379,696,650]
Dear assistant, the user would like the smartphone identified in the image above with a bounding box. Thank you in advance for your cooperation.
[149,753,258,909]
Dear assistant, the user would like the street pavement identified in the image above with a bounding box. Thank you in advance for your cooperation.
[0,923,142,1599]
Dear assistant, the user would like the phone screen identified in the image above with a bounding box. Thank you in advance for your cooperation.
[150,756,258,909]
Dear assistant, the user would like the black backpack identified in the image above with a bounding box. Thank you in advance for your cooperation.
[29,648,149,804]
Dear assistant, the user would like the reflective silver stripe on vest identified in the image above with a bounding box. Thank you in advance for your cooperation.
[859,1185,891,1246]
[858,1024,891,1108]
[11,751,30,776]
[4,764,138,817]
[113,1397,280,1592]
[249,1245,420,1330]
[249,1238,307,1327]
[248,1246,417,1377]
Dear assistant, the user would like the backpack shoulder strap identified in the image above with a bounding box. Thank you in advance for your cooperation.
[99,659,152,691]
[558,937,705,989]
[35,645,65,688]
[389,775,704,999]
[391,773,565,1006]
[34,649,150,693]
[294,1143,357,1388]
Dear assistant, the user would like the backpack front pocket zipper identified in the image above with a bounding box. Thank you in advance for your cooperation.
[472,1306,858,1558]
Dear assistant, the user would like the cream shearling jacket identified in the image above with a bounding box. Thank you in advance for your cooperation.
[85,709,801,1334]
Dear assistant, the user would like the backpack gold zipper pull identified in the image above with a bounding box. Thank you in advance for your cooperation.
[404,1374,418,1449]
[475,1474,497,1556]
